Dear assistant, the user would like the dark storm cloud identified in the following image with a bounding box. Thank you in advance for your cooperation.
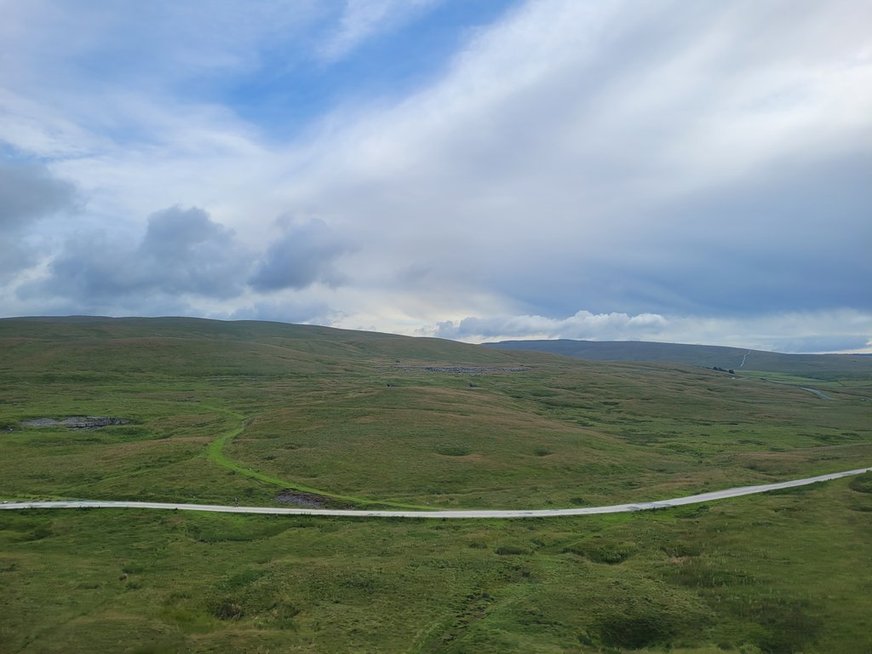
[248,218,350,291]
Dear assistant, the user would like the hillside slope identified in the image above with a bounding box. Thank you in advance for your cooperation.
[484,338,872,379]
[2,315,870,511]
[2,317,872,652]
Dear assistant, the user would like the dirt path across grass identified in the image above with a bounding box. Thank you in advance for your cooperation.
[800,387,833,400]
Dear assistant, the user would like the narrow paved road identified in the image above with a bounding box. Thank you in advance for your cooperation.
[1,467,868,519]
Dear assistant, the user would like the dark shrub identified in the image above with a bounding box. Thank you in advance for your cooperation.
[849,472,872,494]
[212,599,244,620]
[597,613,673,649]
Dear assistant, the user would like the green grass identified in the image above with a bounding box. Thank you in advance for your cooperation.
[1,477,870,652]
[1,316,871,652]
[1,316,869,510]
[204,411,432,511]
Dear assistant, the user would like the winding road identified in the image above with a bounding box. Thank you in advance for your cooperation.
[1,467,868,519]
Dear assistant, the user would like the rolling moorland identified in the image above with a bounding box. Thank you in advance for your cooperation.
[484,340,872,380]
[1,316,871,653]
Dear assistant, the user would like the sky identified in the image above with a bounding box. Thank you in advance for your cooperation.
[1,0,871,353]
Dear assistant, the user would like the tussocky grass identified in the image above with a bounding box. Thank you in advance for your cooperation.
[1,316,871,652]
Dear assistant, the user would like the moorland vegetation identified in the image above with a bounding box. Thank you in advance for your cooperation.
[1,317,870,652]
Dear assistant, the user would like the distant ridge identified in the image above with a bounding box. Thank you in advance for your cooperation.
[483,339,872,379]
[0,315,526,371]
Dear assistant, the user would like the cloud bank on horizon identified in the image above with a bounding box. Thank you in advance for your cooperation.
[1,0,870,352]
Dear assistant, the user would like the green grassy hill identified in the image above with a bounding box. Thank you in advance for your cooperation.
[484,338,872,379]
[1,315,514,371]
[3,316,869,510]
[1,317,871,652]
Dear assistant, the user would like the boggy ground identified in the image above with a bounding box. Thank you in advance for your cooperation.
[1,317,871,652]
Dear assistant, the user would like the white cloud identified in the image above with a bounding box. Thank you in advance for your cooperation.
[0,0,870,352]
[257,0,871,326]
[431,308,872,354]
[318,0,441,62]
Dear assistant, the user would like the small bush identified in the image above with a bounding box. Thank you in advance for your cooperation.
[597,613,674,649]
[587,542,637,565]
[212,599,244,620]
[495,545,528,556]
[849,473,872,494]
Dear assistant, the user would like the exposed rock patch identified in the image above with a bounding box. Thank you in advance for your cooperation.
[275,490,328,508]
[22,416,130,429]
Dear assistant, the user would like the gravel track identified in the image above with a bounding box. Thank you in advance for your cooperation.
[2,467,868,519]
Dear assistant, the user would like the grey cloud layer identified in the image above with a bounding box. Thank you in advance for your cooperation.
[244,0,871,335]
[0,161,77,278]
[477,151,872,317]
[0,161,76,228]
[18,207,349,305]
[23,206,250,302]
[434,309,872,354]
[1,1,871,351]
[249,219,351,291]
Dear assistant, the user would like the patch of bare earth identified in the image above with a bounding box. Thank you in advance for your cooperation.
[275,490,328,508]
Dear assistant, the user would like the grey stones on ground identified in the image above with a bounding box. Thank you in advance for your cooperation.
[275,490,327,508]
[21,416,129,429]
